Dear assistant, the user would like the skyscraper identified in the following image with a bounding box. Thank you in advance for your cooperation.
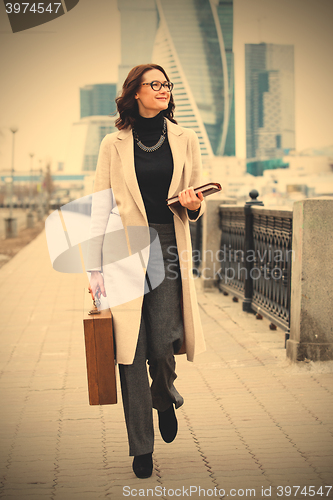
[65,117,117,174]
[80,84,117,118]
[117,0,235,158]
[245,43,295,171]
[117,0,158,88]
[65,85,117,174]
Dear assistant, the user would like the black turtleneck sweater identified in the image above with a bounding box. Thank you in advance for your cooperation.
[133,111,174,224]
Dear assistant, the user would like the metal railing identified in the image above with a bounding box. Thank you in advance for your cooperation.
[218,206,245,298]
[251,207,293,330]
[218,192,293,331]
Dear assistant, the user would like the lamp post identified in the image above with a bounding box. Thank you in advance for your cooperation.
[9,127,18,218]
[27,153,35,228]
[5,127,18,238]
[36,161,44,221]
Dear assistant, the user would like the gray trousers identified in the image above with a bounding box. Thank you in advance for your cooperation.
[118,223,184,457]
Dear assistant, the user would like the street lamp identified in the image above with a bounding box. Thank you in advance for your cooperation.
[36,160,44,221]
[9,127,18,219]
[27,153,35,228]
[4,127,18,238]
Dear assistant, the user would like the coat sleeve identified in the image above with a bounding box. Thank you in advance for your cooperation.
[185,129,206,222]
[93,135,112,193]
[86,135,113,272]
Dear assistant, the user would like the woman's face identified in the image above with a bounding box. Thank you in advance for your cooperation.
[135,69,171,118]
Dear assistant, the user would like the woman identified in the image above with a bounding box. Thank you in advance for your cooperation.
[89,64,206,479]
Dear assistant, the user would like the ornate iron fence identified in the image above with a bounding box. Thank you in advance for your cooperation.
[251,208,293,330]
[218,202,293,331]
[218,206,245,298]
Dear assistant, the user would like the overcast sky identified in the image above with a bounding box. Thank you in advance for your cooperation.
[0,0,332,173]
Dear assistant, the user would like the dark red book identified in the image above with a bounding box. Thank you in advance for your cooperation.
[166,182,222,207]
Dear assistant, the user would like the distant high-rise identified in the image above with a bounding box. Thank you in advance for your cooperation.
[117,0,158,89]
[65,116,117,174]
[80,84,117,118]
[65,84,117,174]
[117,0,235,158]
[245,43,295,164]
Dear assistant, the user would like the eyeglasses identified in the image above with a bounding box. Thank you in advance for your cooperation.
[142,81,174,92]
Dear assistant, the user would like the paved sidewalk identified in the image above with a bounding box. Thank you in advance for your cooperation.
[0,231,332,500]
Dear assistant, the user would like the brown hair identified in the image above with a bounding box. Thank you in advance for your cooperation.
[115,64,177,130]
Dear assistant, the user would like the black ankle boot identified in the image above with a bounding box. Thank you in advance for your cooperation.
[132,452,153,479]
[158,404,178,443]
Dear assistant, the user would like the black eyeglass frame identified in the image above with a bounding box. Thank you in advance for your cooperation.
[141,81,174,92]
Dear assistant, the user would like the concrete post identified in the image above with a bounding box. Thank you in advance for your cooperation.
[36,207,44,221]
[202,198,236,289]
[286,198,333,362]
[26,212,34,228]
[243,190,264,312]
[4,217,18,238]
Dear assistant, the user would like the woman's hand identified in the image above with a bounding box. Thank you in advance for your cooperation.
[178,187,204,211]
[89,271,106,300]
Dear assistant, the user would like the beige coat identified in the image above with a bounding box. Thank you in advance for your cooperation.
[90,119,206,365]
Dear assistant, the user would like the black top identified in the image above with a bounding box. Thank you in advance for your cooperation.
[133,111,174,224]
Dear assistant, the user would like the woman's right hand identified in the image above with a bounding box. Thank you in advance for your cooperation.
[89,271,106,300]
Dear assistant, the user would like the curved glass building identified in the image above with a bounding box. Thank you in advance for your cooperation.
[118,0,235,158]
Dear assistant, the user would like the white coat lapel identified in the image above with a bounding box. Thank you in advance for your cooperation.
[114,128,147,221]
[167,120,187,199]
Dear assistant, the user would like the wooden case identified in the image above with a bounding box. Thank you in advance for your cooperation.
[83,308,117,405]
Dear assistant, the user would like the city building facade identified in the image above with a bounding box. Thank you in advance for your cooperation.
[80,84,117,119]
[245,43,295,175]
[117,0,158,88]
[65,83,118,175]
[65,116,117,174]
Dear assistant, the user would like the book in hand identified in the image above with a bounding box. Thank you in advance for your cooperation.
[166,182,222,207]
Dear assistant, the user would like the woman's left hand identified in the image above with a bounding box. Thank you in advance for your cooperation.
[178,187,204,211]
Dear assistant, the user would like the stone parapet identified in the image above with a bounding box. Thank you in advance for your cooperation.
[286,197,333,362]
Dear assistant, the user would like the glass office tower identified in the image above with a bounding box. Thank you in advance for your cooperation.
[66,116,117,173]
[245,43,295,161]
[117,0,236,158]
[65,84,117,173]
[80,84,117,118]
[117,0,158,89]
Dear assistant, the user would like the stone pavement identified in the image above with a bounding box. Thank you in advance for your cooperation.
[0,230,332,500]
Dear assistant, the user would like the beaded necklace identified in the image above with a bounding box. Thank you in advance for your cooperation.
[133,118,167,153]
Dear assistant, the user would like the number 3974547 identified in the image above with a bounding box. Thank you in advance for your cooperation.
[5,3,62,14]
